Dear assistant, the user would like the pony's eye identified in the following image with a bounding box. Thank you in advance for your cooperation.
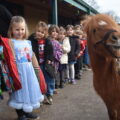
[93,29,96,33]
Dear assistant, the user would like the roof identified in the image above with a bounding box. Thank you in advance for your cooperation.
[63,0,99,14]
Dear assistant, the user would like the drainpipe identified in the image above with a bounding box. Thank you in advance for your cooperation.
[51,0,58,25]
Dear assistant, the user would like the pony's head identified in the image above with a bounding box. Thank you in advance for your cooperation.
[84,14,120,58]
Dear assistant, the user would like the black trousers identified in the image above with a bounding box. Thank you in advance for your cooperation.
[75,56,83,75]
[59,64,67,86]
[55,72,60,89]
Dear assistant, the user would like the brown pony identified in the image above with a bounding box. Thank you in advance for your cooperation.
[84,14,120,120]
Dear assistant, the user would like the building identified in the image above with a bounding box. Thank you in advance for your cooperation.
[0,0,98,33]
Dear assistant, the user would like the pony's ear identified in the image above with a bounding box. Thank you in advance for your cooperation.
[98,21,107,26]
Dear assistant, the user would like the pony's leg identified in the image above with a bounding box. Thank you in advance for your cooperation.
[117,108,120,120]
[107,108,117,120]
[108,110,115,120]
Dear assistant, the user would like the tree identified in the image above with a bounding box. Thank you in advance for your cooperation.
[83,0,100,10]
[84,0,120,23]
[105,11,120,23]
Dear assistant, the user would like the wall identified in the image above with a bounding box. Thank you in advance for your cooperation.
[24,5,49,34]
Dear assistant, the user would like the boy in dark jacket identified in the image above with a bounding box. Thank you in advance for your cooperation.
[28,21,54,105]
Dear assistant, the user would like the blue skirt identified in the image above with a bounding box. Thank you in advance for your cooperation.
[8,62,44,112]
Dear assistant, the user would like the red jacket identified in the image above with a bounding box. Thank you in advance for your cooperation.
[0,36,21,90]
[77,39,87,58]
[80,39,87,56]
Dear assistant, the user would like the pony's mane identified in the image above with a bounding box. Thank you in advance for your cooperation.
[84,14,119,34]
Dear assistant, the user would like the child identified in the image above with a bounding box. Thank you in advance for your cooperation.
[66,25,80,84]
[82,33,91,70]
[29,21,55,105]
[74,25,83,79]
[58,27,71,88]
[48,25,62,91]
[7,16,44,120]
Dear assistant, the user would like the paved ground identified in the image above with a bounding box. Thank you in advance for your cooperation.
[0,71,109,120]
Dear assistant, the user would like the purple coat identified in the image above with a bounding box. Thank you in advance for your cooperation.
[50,39,63,72]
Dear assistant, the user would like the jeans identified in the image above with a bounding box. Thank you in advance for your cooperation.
[83,46,90,65]
[40,64,55,96]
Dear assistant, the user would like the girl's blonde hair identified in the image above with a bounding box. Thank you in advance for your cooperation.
[8,16,29,39]
[74,25,83,36]
[74,25,81,30]
[59,26,66,35]
[48,25,59,35]
[66,25,73,31]
[58,27,66,41]
[36,21,48,38]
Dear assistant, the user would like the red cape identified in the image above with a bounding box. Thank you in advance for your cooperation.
[0,36,21,90]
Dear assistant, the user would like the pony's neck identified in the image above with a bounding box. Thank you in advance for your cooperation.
[92,53,120,80]
[91,53,115,75]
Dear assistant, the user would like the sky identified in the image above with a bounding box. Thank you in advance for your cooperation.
[96,0,120,16]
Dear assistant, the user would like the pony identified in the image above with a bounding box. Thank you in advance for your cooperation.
[84,14,120,120]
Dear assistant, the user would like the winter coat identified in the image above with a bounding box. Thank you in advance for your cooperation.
[68,36,80,62]
[28,33,54,64]
[60,37,71,64]
[50,39,63,72]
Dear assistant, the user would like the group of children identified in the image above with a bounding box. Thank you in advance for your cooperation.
[0,15,90,120]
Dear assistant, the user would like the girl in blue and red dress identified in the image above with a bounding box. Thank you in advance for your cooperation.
[8,16,44,120]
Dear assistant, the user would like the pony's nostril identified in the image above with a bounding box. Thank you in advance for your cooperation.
[112,35,118,41]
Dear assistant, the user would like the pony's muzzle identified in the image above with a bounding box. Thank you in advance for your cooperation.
[111,35,120,45]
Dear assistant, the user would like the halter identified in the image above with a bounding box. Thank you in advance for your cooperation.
[94,29,120,58]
